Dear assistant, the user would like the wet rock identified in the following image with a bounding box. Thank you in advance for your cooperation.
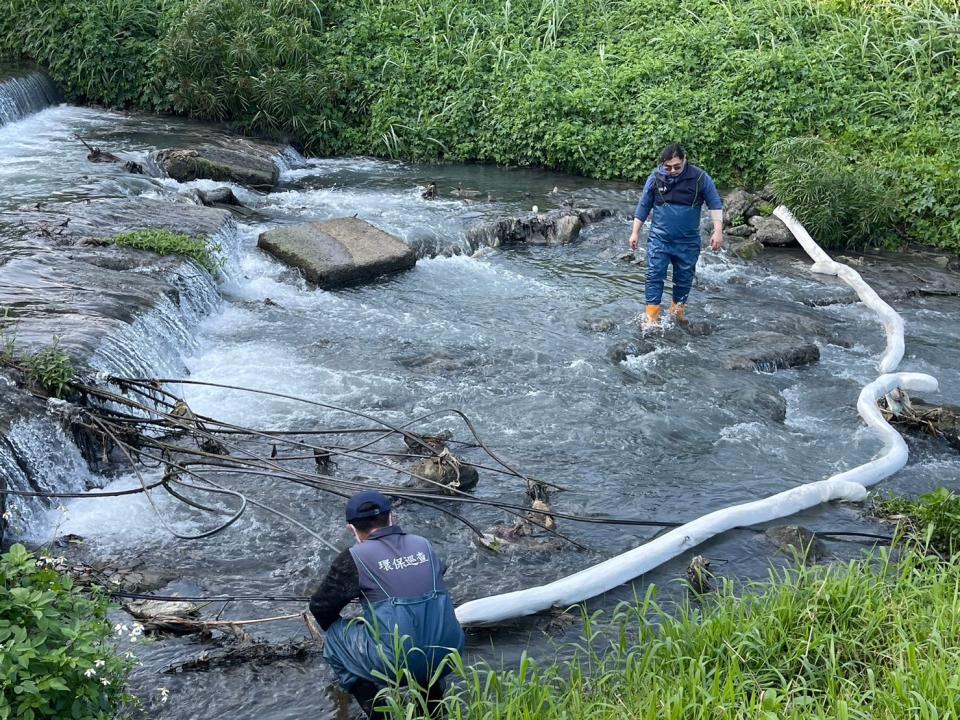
[0,196,230,379]
[764,525,825,562]
[257,218,416,289]
[720,384,787,423]
[162,639,322,674]
[465,207,615,249]
[197,187,243,207]
[607,338,658,364]
[749,215,796,247]
[725,223,756,238]
[577,317,617,334]
[728,236,763,261]
[153,137,287,189]
[409,450,479,493]
[724,332,819,371]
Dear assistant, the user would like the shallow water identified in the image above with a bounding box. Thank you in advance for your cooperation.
[2,97,959,719]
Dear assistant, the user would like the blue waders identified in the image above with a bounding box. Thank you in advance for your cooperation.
[323,534,464,692]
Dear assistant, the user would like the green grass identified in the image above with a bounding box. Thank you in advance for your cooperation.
[110,228,222,275]
[1,0,959,250]
[874,487,960,555]
[383,547,960,719]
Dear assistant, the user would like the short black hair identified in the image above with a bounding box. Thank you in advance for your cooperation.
[349,503,391,533]
[660,143,686,163]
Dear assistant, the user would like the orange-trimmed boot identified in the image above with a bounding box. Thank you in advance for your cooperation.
[643,304,661,327]
[668,301,686,322]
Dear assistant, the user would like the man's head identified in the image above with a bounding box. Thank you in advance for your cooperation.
[345,490,392,540]
[660,143,686,177]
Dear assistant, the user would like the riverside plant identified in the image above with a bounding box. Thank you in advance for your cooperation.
[874,486,960,555]
[110,229,222,276]
[2,0,959,250]
[0,544,134,719]
[382,547,960,719]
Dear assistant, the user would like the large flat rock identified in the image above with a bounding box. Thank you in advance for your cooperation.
[257,218,416,289]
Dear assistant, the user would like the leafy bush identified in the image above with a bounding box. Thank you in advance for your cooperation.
[0,544,132,719]
[767,137,896,250]
[111,228,221,275]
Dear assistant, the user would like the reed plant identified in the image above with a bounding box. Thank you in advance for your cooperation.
[384,546,960,719]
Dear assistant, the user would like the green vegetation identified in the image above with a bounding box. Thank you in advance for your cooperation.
[23,339,74,399]
[111,228,221,275]
[0,330,75,399]
[2,0,958,250]
[379,547,960,719]
[874,486,960,554]
[0,544,133,719]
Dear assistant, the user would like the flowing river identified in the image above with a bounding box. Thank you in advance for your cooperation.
[2,73,960,719]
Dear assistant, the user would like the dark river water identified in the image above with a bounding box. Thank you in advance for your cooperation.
[3,94,960,719]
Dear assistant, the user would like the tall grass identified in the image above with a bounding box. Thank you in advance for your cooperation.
[384,547,960,719]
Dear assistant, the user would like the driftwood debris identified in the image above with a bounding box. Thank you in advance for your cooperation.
[882,392,960,453]
[75,134,144,174]
[162,639,322,674]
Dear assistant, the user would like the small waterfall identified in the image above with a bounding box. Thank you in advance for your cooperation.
[0,70,60,126]
[1,415,94,543]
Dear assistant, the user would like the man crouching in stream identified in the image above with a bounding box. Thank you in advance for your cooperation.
[309,491,465,718]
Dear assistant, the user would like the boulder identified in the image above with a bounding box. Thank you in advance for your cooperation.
[465,207,615,249]
[257,218,416,289]
[748,215,796,247]
[723,189,760,226]
[153,137,287,189]
[724,332,820,371]
[725,223,756,238]
[197,187,243,207]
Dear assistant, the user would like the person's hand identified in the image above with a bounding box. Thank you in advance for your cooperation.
[710,229,723,251]
[629,234,639,251]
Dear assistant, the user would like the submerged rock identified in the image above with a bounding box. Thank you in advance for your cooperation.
[764,525,825,562]
[257,218,416,289]
[724,332,819,371]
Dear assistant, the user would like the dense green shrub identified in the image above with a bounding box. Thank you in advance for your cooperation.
[767,138,896,249]
[874,486,960,554]
[0,544,132,719]
[2,0,959,250]
[111,228,221,275]
[24,338,74,399]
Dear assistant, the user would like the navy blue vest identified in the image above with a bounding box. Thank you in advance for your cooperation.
[349,526,445,604]
[649,163,707,245]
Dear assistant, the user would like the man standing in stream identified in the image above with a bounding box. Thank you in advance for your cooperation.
[628,143,724,326]
[309,490,464,719]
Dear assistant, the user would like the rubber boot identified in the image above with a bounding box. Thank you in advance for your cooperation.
[643,304,661,327]
[668,301,686,322]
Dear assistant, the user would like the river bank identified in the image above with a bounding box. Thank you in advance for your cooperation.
[3,68,960,719]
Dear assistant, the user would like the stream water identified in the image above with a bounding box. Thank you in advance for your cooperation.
[2,76,960,719]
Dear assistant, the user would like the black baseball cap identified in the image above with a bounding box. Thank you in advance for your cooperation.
[345,490,391,523]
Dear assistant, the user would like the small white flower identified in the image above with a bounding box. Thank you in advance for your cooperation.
[84,668,97,677]
[113,623,127,636]
[1,511,10,521]
[128,624,144,638]
[101,678,111,686]
[158,687,170,703]
[94,659,105,668]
